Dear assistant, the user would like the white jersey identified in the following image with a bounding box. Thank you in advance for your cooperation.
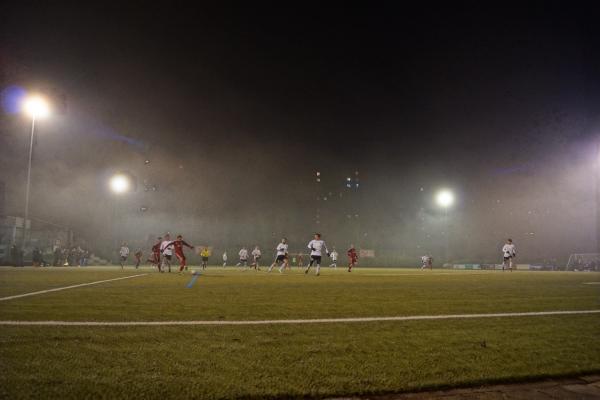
[421,255,431,264]
[222,253,228,261]
[330,250,338,261]
[160,240,173,256]
[239,249,248,260]
[276,243,288,256]
[252,248,261,258]
[119,246,129,257]
[502,244,516,258]
[308,239,328,256]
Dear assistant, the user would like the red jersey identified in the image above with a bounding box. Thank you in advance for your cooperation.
[152,243,161,254]
[167,240,192,257]
[347,248,358,260]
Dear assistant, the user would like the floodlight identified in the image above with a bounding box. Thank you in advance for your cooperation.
[110,174,130,194]
[436,189,454,208]
[23,95,50,119]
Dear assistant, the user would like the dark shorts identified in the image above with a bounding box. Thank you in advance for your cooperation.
[164,254,172,261]
[202,257,209,262]
[503,256,512,262]
[276,254,286,262]
[311,255,322,264]
[120,256,127,262]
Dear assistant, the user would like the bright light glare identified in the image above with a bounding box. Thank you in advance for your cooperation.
[110,174,130,194]
[436,189,454,208]
[23,95,50,118]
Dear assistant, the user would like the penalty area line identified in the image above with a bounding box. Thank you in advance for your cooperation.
[1,309,598,326]
[0,273,149,302]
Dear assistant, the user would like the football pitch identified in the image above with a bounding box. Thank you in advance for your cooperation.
[0,267,599,399]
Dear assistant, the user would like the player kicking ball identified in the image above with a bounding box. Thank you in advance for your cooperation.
[305,233,329,276]
[268,238,289,273]
[502,238,516,272]
[163,234,194,274]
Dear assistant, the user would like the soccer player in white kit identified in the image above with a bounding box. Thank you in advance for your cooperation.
[236,247,249,267]
[502,239,516,271]
[305,233,329,276]
[421,255,433,270]
[251,246,262,270]
[160,234,174,273]
[119,242,129,269]
[329,248,338,268]
[222,251,228,267]
[268,238,289,273]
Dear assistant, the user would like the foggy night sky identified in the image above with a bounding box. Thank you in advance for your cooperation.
[1,3,600,263]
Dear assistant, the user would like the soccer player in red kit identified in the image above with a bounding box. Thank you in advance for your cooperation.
[147,237,162,271]
[134,249,143,269]
[164,234,194,273]
[347,244,358,272]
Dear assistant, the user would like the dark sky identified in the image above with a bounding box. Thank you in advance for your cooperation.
[1,2,599,263]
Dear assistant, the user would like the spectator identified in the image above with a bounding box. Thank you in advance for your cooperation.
[32,247,42,267]
[9,244,19,267]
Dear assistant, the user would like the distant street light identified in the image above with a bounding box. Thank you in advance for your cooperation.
[20,95,51,257]
[109,174,131,194]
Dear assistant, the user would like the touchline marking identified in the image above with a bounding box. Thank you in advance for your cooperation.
[1,310,598,326]
[0,274,148,302]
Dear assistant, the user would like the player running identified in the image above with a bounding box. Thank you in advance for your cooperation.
[134,249,143,269]
[160,234,175,273]
[502,238,516,271]
[268,238,289,273]
[329,248,338,268]
[222,251,228,267]
[305,233,329,276]
[347,244,358,272]
[119,242,129,269]
[200,247,210,270]
[147,236,162,270]
[421,255,433,270]
[236,247,249,267]
[251,246,262,270]
[163,234,194,274]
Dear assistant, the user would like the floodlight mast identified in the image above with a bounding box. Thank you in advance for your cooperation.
[21,95,51,258]
[435,189,455,263]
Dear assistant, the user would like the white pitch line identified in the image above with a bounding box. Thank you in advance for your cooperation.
[1,309,598,326]
[0,273,148,302]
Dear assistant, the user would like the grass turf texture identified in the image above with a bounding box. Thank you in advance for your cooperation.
[0,267,599,399]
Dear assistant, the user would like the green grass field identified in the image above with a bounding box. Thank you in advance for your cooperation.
[0,266,599,399]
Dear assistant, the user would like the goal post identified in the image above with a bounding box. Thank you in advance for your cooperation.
[566,253,600,271]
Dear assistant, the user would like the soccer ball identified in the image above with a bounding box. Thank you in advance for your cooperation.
[190,269,196,275]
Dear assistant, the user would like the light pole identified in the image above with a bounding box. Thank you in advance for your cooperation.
[435,189,455,264]
[21,96,50,257]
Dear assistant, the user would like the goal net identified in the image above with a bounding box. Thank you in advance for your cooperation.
[566,253,600,271]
